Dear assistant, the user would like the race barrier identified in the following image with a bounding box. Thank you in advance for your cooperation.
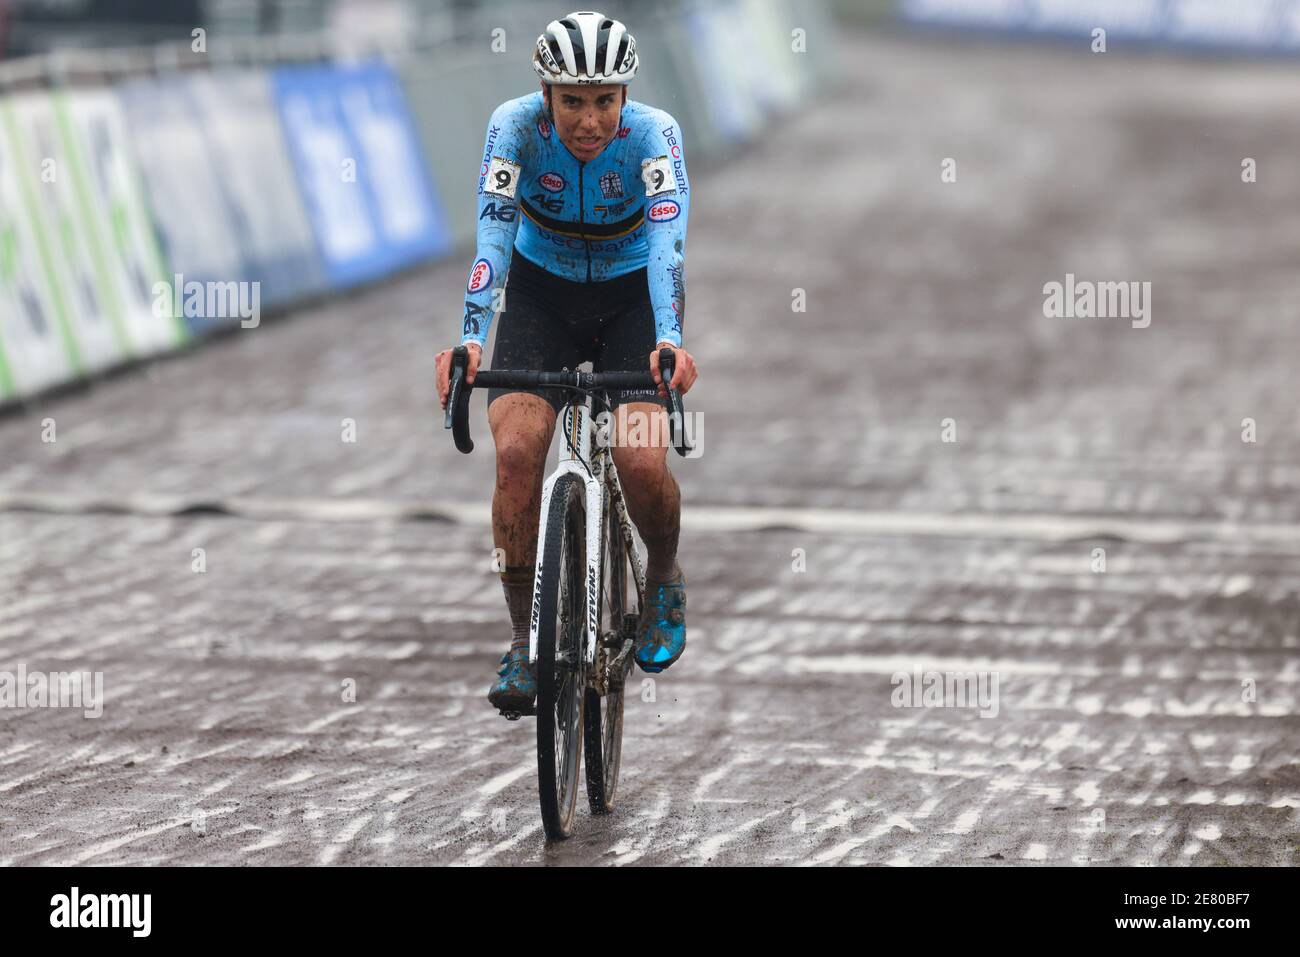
[273,60,451,289]
[4,92,129,376]
[900,0,1300,53]
[118,76,250,338]
[0,0,835,405]
[0,100,78,398]
[187,71,326,308]
[54,89,185,357]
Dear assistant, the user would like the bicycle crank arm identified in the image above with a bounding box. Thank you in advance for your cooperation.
[607,639,635,692]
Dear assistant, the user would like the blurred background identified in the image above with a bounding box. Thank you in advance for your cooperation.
[0,0,836,398]
[1,1,1297,865]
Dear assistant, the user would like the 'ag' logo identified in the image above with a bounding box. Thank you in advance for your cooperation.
[529,193,564,215]
[480,202,517,223]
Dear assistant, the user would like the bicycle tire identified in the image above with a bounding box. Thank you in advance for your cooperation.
[584,494,638,813]
[535,473,587,840]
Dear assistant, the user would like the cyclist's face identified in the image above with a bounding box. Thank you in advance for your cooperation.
[545,84,626,162]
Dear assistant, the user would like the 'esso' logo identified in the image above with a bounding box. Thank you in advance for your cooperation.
[538,172,565,192]
[648,200,681,223]
[467,258,493,294]
[616,126,631,139]
[538,119,552,139]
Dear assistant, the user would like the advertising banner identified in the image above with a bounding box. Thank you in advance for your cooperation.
[272,61,451,288]
[4,93,127,374]
[0,101,78,398]
[117,77,247,337]
[187,70,326,307]
[54,88,185,357]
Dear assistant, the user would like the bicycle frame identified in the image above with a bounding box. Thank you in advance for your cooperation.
[528,394,647,668]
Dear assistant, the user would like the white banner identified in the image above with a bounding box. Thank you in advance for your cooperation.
[5,93,125,373]
[0,101,77,397]
[57,89,184,357]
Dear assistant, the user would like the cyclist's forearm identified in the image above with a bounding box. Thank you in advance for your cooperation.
[461,214,519,347]
[648,253,684,347]
[462,106,525,347]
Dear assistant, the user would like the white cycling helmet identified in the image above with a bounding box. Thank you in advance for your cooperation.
[533,11,638,85]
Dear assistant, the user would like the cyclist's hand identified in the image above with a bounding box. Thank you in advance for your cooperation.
[436,342,482,410]
[649,343,697,398]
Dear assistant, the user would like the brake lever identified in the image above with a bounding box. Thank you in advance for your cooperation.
[657,346,692,458]
[444,352,464,431]
[446,345,475,453]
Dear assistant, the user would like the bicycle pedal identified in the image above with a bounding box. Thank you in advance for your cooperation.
[608,639,635,689]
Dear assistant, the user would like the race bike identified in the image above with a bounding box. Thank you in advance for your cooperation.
[444,346,689,839]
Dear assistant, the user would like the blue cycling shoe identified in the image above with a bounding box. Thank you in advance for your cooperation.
[487,647,537,719]
[634,563,687,673]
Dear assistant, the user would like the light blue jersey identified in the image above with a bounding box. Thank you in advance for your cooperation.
[460,92,689,348]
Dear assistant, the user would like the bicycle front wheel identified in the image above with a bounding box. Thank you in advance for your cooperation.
[584,492,638,814]
[535,473,587,840]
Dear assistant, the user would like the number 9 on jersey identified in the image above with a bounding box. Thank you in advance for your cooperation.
[641,155,675,198]
[485,156,521,199]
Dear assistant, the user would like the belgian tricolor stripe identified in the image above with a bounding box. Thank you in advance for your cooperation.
[520,199,646,239]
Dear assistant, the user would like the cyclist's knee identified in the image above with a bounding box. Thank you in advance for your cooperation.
[612,444,668,495]
[495,433,549,484]
[490,396,555,482]
[493,430,551,485]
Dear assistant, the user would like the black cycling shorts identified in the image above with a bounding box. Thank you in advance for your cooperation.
[486,251,672,416]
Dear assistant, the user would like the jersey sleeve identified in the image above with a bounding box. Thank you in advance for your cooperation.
[638,115,690,348]
[460,105,527,347]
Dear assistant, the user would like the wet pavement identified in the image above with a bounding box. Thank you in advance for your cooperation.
[1,29,1297,865]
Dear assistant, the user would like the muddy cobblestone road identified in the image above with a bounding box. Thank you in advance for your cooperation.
[1,31,1298,865]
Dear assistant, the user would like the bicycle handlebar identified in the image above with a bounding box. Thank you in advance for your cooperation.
[444,345,692,457]
[468,369,653,390]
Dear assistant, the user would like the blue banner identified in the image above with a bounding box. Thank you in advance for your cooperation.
[272,61,451,289]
